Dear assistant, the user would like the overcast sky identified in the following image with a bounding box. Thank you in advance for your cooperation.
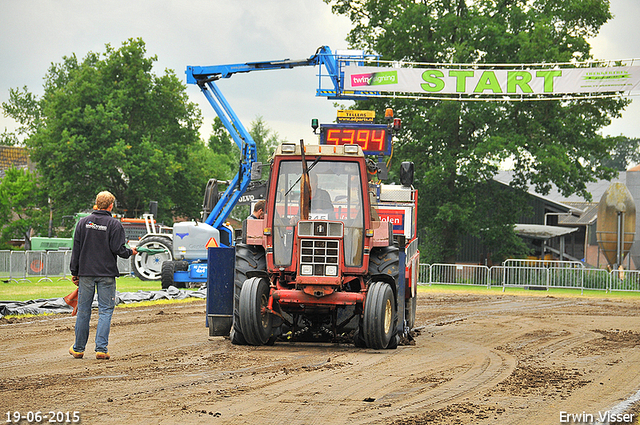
[1,0,639,146]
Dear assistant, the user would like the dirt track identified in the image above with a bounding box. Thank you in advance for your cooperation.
[3,290,640,424]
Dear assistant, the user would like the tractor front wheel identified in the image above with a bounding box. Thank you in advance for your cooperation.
[238,277,273,346]
[132,236,173,281]
[363,281,396,349]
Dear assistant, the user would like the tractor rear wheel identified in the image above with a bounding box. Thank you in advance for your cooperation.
[132,236,173,281]
[238,277,272,346]
[232,244,266,345]
[368,245,400,282]
[363,281,396,349]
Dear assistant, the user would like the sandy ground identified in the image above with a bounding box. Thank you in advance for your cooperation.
[2,290,640,425]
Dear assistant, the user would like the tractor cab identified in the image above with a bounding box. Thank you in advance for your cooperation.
[269,144,368,277]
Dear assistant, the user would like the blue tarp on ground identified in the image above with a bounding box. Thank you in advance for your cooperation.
[0,286,206,319]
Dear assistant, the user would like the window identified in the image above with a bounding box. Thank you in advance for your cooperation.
[272,160,364,267]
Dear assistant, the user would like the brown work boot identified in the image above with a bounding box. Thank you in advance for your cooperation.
[69,346,84,359]
[95,352,110,360]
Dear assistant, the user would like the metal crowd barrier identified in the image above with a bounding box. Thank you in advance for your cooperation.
[418,260,640,294]
[0,250,638,293]
[429,263,491,288]
[501,259,585,291]
[0,250,131,283]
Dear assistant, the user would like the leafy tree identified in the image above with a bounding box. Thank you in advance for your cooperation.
[207,115,280,170]
[603,135,640,171]
[207,116,239,178]
[208,117,234,153]
[325,0,627,262]
[2,38,211,224]
[250,116,280,163]
[0,167,48,249]
[208,116,283,221]
[0,130,18,146]
[1,86,42,147]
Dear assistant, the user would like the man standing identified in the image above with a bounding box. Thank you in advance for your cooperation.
[69,191,137,360]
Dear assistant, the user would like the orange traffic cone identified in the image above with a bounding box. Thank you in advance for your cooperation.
[64,288,79,316]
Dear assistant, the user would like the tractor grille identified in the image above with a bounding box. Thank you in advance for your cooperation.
[300,239,340,277]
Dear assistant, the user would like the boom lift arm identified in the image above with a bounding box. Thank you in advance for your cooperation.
[185,46,377,240]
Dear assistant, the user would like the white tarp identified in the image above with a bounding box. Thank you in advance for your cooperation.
[344,65,640,96]
[0,286,206,319]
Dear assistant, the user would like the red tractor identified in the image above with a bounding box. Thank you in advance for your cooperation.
[230,112,419,349]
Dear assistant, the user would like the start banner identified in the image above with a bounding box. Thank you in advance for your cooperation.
[344,65,640,96]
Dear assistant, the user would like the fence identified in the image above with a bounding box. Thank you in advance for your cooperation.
[1,250,639,294]
[0,250,131,283]
[419,260,640,294]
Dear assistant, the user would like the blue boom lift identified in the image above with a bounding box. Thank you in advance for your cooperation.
[161,47,378,288]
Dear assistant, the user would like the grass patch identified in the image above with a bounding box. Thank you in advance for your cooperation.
[0,276,188,302]
[417,283,640,300]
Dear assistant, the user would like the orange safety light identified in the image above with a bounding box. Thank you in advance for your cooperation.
[384,108,394,121]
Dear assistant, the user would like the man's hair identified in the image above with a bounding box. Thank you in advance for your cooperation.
[253,200,266,212]
[95,191,116,210]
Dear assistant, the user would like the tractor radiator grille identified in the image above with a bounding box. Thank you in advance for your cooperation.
[299,239,340,277]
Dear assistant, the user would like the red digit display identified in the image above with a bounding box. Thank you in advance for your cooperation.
[356,130,370,150]
[370,129,385,151]
[320,124,391,155]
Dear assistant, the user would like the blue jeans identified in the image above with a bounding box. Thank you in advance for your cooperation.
[73,276,116,353]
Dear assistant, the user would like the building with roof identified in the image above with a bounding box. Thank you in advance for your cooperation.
[0,146,33,178]
[458,170,632,268]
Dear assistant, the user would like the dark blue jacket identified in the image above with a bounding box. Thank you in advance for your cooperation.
[70,210,132,277]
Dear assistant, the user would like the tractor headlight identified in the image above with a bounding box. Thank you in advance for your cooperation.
[301,265,313,275]
[325,265,338,276]
[281,143,296,154]
[344,144,359,154]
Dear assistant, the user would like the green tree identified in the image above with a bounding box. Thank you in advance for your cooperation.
[207,116,283,221]
[2,38,210,224]
[250,116,280,163]
[326,0,627,263]
[0,130,18,146]
[1,86,42,147]
[603,135,640,171]
[207,115,281,169]
[207,116,239,178]
[0,167,48,249]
